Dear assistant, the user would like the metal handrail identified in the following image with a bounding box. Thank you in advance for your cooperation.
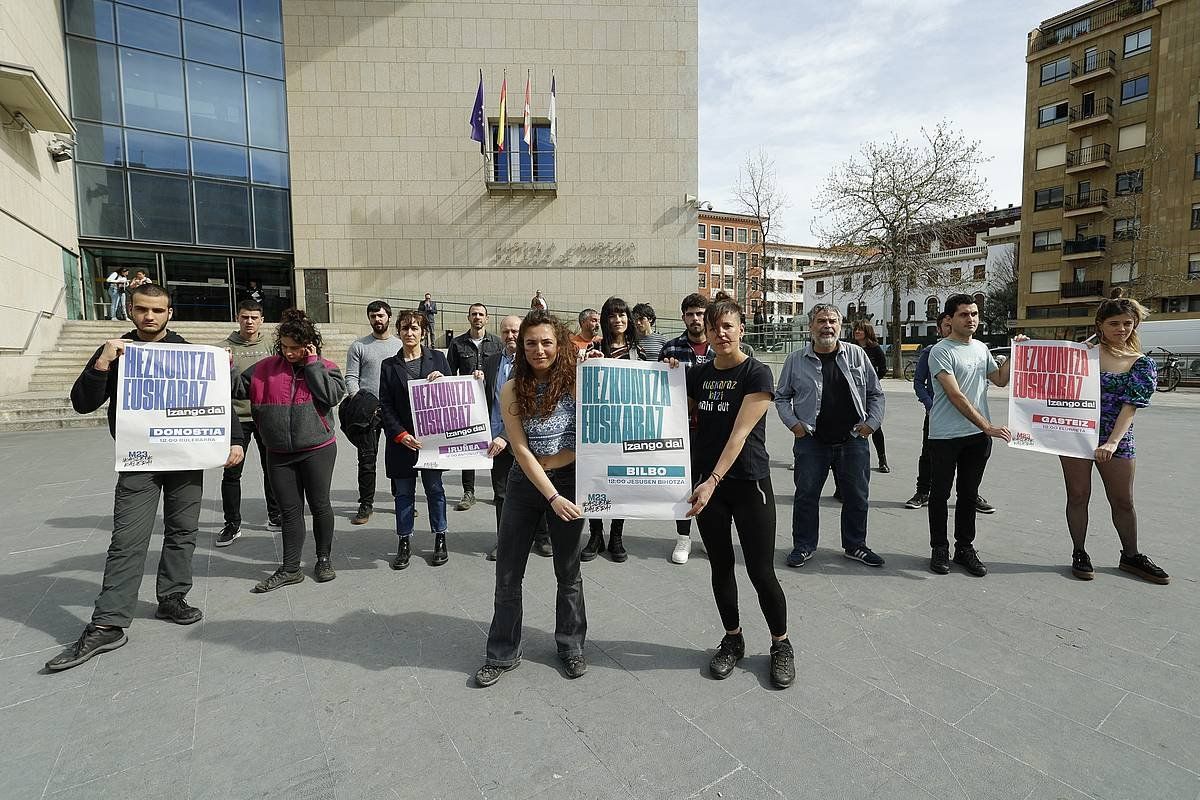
[0,286,66,355]
[1031,2,1154,52]
[1062,235,1107,255]
[1072,50,1117,77]
[1067,144,1111,166]
[1069,97,1114,122]
[1064,188,1109,209]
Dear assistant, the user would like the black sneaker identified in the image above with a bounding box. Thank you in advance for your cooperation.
[155,593,203,625]
[1119,552,1170,585]
[769,639,795,689]
[562,655,587,679]
[266,516,283,531]
[708,632,745,680]
[785,548,812,568]
[905,492,929,509]
[930,546,951,575]
[975,496,996,514]
[314,558,336,583]
[351,504,372,525]
[953,546,988,577]
[475,661,519,687]
[531,538,553,558]
[1071,549,1094,580]
[45,624,127,671]
[215,522,240,547]
[252,566,305,593]
[844,547,885,568]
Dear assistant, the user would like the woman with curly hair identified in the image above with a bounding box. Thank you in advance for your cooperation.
[476,310,588,687]
[1059,289,1168,584]
[379,309,452,570]
[581,295,644,562]
[235,308,346,592]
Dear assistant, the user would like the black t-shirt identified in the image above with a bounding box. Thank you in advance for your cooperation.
[814,348,856,444]
[686,357,774,481]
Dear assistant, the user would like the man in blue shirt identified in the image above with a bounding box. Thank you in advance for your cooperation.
[907,313,996,514]
[482,315,550,561]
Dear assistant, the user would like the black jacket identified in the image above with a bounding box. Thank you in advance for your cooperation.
[446,331,502,376]
[379,347,451,478]
[71,329,244,443]
[338,388,379,441]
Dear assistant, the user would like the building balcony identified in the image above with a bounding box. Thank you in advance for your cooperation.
[1066,144,1111,174]
[1062,235,1107,259]
[1061,280,1106,298]
[1070,50,1117,84]
[1063,188,1109,217]
[1068,97,1114,129]
[1030,1,1156,53]
[929,244,987,263]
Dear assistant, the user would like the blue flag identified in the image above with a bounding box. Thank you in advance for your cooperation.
[469,70,485,153]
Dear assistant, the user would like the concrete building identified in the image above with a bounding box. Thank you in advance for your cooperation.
[1019,0,1200,338]
[762,242,821,324]
[695,208,762,311]
[0,1,78,389]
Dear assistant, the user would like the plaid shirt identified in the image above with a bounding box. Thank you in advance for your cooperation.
[659,334,712,365]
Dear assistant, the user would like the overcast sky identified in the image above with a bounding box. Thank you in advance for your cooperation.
[698,0,1084,244]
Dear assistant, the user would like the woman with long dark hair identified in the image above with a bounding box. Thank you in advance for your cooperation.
[1059,289,1168,584]
[581,296,644,562]
[236,308,346,592]
[476,310,588,686]
[852,321,889,473]
[678,293,793,688]
[379,309,453,570]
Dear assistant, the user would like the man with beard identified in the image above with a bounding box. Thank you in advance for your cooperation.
[345,301,404,525]
[570,308,600,354]
[775,304,885,569]
[446,303,502,511]
[47,284,244,672]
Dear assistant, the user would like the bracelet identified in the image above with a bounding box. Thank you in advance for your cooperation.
[709,472,724,484]
[547,493,561,504]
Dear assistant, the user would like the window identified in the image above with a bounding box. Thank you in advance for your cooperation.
[183,21,242,69]
[1189,254,1200,281]
[1033,229,1063,252]
[698,249,706,265]
[188,63,247,143]
[1038,101,1068,128]
[490,123,555,183]
[129,171,192,242]
[906,300,916,318]
[723,227,734,242]
[252,186,290,250]
[250,148,288,187]
[1034,186,1064,211]
[68,39,122,124]
[75,164,128,238]
[710,249,720,265]
[1030,271,1059,293]
[76,122,124,166]
[698,224,706,239]
[66,0,116,41]
[724,275,734,290]
[1117,122,1146,151]
[194,180,250,246]
[1123,28,1151,57]
[723,251,733,267]
[1115,170,1143,195]
[191,140,246,180]
[116,5,181,57]
[737,252,747,269]
[815,280,824,295]
[710,224,720,239]
[1036,143,1067,170]
[698,273,707,289]
[974,264,986,280]
[750,229,760,244]
[1120,75,1149,105]
[737,228,747,243]
[246,76,287,150]
[1112,262,1138,283]
[120,48,186,133]
[862,274,872,290]
[925,297,939,319]
[1195,153,1200,179]
[1040,57,1070,85]
[751,253,759,269]
[243,37,284,79]
[842,276,851,291]
[949,267,962,283]
[127,130,189,172]
[242,0,283,41]
[1113,217,1140,241]
[1192,203,1200,230]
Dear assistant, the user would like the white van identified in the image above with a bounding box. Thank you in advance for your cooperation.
[1136,319,1200,354]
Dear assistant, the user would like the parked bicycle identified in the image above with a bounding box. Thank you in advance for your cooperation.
[1151,347,1182,392]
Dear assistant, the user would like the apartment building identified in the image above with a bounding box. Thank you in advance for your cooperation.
[1019,0,1200,338]
[696,209,763,312]
[762,242,821,323]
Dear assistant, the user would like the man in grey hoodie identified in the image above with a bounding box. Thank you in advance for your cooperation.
[215,299,279,546]
[345,300,404,524]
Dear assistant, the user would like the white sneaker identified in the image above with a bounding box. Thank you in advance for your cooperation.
[671,534,692,564]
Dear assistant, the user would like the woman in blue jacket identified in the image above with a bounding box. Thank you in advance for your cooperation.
[379,309,452,570]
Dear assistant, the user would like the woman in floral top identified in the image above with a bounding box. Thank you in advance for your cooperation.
[1059,289,1168,584]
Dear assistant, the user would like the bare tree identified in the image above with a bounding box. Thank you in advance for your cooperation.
[983,246,1018,336]
[814,121,992,375]
[732,149,788,321]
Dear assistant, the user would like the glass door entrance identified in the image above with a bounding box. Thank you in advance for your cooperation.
[162,254,233,322]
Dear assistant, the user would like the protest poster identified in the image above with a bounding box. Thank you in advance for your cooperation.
[575,360,692,519]
[115,342,232,471]
[407,375,493,470]
[1007,339,1100,459]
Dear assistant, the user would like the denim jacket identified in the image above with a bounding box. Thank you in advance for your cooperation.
[774,342,885,434]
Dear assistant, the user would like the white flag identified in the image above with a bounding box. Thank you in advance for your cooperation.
[548,74,557,147]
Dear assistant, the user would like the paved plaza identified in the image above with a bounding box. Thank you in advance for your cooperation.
[0,382,1198,800]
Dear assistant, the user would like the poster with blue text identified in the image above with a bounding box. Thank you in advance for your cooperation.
[115,342,232,471]
[576,360,692,519]
[407,375,493,470]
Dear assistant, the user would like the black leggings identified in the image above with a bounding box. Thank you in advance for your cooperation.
[589,518,624,536]
[695,476,787,637]
[268,443,337,571]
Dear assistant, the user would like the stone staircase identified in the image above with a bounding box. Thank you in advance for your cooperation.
[0,320,366,432]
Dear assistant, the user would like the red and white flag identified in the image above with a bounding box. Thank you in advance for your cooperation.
[522,71,532,146]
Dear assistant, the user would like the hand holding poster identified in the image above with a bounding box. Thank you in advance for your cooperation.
[407,375,493,470]
[575,360,692,519]
[1007,339,1100,459]
[115,342,232,471]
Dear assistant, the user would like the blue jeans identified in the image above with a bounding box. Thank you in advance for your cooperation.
[108,285,126,320]
[392,471,447,536]
[791,434,871,553]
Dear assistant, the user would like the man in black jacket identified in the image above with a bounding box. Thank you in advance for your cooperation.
[446,303,502,511]
[482,314,550,560]
[46,284,244,672]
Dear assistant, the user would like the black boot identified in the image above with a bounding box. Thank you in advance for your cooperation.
[608,530,627,562]
[391,536,410,570]
[581,531,604,562]
[430,531,448,566]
